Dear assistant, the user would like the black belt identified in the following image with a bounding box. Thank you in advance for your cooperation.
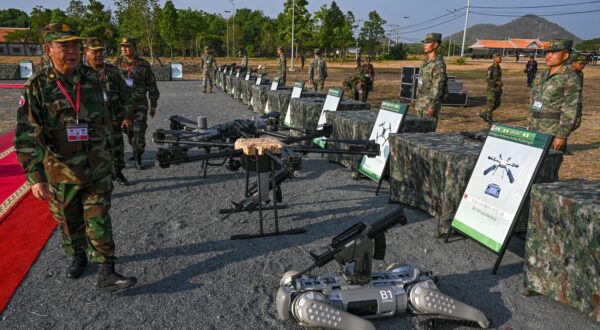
[532,111,561,119]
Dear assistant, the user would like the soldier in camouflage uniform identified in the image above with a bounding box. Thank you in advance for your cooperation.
[114,36,160,170]
[277,46,287,85]
[360,55,375,102]
[83,38,133,186]
[569,52,587,131]
[201,46,217,93]
[415,33,447,131]
[239,49,248,69]
[528,39,582,152]
[479,53,503,124]
[309,48,328,92]
[14,23,136,291]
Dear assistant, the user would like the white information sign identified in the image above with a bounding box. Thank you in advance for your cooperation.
[313,88,343,148]
[19,60,33,79]
[245,73,251,81]
[358,101,407,181]
[170,62,183,80]
[256,76,263,85]
[270,77,280,91]
[283,81,305,127]
[452,124,552,253]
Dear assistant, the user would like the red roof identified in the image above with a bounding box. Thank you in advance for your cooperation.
[0,28,30,43]
[469,38,546,50]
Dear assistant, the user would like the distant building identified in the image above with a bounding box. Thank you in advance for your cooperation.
[468,38,548,59]
[0,27,42,56]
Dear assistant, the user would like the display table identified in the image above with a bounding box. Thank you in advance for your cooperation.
[250,84,271,113]
[287,98,370,138]
[231,76,243,99]
[388,132,563,235]
[325,110,436,170]
[265,89,326,118]
[225,75,234,96]
[525,180,600,322]
[240,79,256,106]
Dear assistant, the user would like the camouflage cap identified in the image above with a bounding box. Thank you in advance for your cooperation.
[83,37,104,50]
[492,52,503,58]
[120,36,138,46]
[545,39,572,52]
[314,48,321,55]
[422,33,442,43]
[570,52,588,63]
[41,22,80,43]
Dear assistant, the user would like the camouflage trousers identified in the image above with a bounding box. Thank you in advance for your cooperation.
[485,90,502,115]
[48,175,116,264]
[203,71,214,91]
[126,105,148,153]
[111,120,125,171]
[313,80,325,92]
[415,96,441,131]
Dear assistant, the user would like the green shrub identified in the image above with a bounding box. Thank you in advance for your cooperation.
[453,57,467,65]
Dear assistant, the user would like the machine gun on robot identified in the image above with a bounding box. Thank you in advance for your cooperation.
[276,208,490,330]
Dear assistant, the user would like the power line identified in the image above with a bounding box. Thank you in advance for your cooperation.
[401,14,465,34]
[397,6,466,30]
[471,9,600,17]
[470,1,600,9]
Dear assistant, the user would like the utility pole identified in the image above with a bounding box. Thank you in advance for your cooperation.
[460,0,471,57]
[290,0,295,71]
[354,19,363,61]
[224,10,230,58]
[229,0,235,57]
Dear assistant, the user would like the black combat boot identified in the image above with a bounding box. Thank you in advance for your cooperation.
[66,254,88,279]
[114,170,130,186]
[97,263,137,292]
[134,151,144,170]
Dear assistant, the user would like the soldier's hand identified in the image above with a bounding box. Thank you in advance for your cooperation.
[121,119,132,130]
[553,138,567,151]
[427,108,435,118]
[31,182,49,200]
[149,107,157,118]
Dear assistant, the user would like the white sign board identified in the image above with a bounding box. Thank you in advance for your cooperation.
[245,73,251,81]
[19,60,33,79]
[358,101,407,181]
[256,76,263,85]
[270,77,280,91]
[451,124,552,253]
[170,62,183,80]
[236,71,240,78]
[313,88,343,148]
[283,81,305,127]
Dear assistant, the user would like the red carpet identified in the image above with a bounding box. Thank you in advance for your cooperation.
[0,84,24,89]
[0,131,56,314]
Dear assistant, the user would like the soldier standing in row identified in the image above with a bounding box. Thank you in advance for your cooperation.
[83,38,133,186]
[277,46,287,85]
[480,53,503,124]
[415,33,447,130]
[15,23,137,291]
[201,46,217,93]
[239,49,248,69]
[569,52,587,132]
[114,37,159,170]
[309,48,327,92]
[524,55,538,88]
[528,39,582,152]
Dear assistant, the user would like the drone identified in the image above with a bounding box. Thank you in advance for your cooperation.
[483,154,519,183]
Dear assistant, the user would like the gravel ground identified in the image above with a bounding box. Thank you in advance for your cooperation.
[0,81,598,330]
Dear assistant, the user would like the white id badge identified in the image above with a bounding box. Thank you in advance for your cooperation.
[124,78,134,87]
[103,91,108,102]
[532,100,543,112]
[66,123,89,142]
[417,78,423,87]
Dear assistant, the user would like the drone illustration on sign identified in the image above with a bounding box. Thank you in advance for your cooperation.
[483,154,519,198]
[375,122,393,146]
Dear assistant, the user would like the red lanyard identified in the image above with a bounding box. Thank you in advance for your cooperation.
[99,63,106,81]
[125,61,135,77]
[56,79,81,123]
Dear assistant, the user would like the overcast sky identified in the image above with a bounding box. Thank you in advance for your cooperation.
[4,1,599,40]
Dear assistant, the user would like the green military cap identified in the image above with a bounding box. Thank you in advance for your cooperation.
[546,39,572,52]
[492,52,502,58]
[83,37,104,50]
[422,33,442,43]
[120,36,138,46]
[570,52,588,63]
[314,48,321,55]
[41,22,80,43]
[204,46,210,50]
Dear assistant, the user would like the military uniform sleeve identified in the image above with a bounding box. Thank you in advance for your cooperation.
[14,82,47,184]
[323,61,328,80]
[426,64,444,108]
[213,56,217,69]
[145,62,160,107]
[556,73,582,139]
[116,71,133,120]
[308,60,314,81]
[200,57,205,72]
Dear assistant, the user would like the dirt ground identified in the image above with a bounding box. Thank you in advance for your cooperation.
[1,55,598,180]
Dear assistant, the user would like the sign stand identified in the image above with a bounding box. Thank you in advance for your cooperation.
[444,125,552,275]
[357,101,407,195]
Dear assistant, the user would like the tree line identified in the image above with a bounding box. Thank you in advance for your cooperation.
[1,0,411,60]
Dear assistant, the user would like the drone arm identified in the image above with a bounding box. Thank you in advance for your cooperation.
[483,165,497,175]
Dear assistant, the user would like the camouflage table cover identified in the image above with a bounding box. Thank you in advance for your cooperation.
[225,75,234,96]
[265,89,326,119]
[389,132,563,235]
[288,97,370,139]
[216,71,225,90]
[231,76,243,100]
[250,84,271,113]
[325,111,436,170]
[240,79,256,106]
[525,180,600,322]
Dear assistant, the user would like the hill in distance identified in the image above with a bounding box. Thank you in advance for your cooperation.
[446,14,581,45]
